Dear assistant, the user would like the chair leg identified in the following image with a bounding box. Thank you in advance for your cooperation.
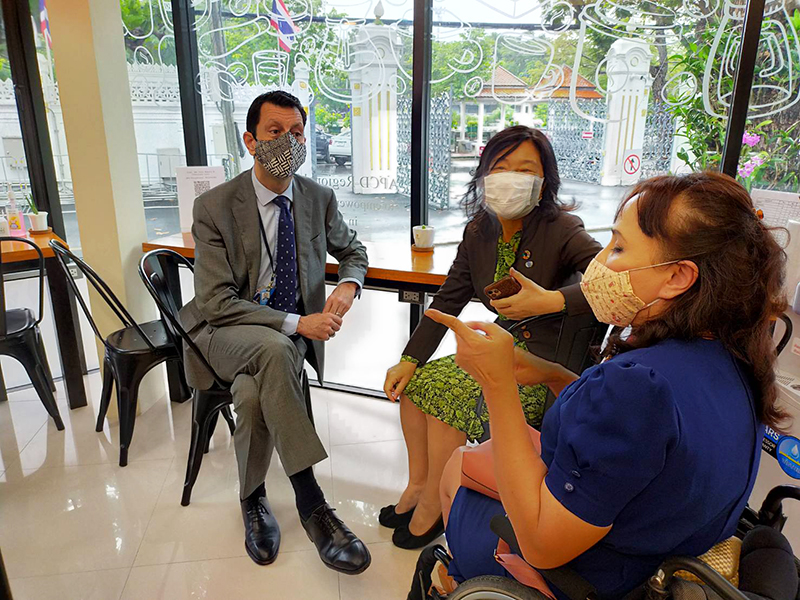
[33,328,56,393]
[115,361,144,467]
[204,412,220,454]
[96,357,114,432]
[182,391,215,506]
[221,406,235,435]
[15,333,63,431]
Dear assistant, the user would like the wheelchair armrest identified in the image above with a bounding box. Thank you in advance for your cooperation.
[489,515,600,600]
[490,514,523,555]
[650,556,750,600]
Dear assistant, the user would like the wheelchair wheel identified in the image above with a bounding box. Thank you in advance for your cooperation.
[447,576,550,600]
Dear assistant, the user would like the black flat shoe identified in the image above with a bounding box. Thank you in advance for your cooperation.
[302,503,372,574]
[392,516,445,550]
[241,495,281,565]
[379,503,415,529]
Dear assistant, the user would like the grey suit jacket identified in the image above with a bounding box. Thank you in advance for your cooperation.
[179,169,368,390]
[403,209,602,365]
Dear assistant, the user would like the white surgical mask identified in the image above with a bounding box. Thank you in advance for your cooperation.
[482,172,544,220]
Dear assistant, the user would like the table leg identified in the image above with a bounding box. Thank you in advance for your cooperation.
[45,257,88,409]
[410,303,424,338]
[0,364,7,402]
[159,254,190,403]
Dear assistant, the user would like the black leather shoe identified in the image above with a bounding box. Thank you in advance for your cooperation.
[301,504,372,574]
[379,503,415,529]
[241,496,281,565]
[392,516,445,550]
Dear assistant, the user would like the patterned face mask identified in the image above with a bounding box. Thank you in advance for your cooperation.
[254,132,307,179]
[580,257,680,326]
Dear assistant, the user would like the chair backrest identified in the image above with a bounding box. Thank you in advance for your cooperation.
[0,236,45,336]
[138,249,227,388]
[774,313,793,357]
[48,239,157,351]
[509,311,608,416]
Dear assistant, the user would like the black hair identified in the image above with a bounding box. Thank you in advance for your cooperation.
[463,126,573,232]
[246,90,307,136]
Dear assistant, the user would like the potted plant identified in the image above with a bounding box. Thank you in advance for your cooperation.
[26,194,49,232]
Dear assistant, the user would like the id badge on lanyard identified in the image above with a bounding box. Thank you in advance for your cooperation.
[254,214,277,306]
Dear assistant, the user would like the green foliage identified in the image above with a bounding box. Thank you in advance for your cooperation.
[315,102,348,132]
[25,193,37,215]
[666,26,727,172]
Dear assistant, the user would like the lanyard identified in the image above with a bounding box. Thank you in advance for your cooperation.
[257,212,275,271]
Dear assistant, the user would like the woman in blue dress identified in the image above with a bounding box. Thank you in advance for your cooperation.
[425,172,789,599]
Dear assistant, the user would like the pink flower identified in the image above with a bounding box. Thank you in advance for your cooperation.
[750,154,765,167]
[738,162,755,178]
[742,131,761,147]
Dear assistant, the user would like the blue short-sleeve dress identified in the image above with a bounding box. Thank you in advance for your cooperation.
[445,338,761,599]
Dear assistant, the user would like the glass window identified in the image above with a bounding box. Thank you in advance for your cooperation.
[192,0,413,244]
[736,2,800,198]
[427,0,735,247]
[121,0,187,241]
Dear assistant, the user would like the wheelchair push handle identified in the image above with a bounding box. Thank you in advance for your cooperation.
[758,484,800,530]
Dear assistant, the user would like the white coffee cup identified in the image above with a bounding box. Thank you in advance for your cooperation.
[413,225,435,248]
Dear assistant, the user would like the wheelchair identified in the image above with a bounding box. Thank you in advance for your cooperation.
[408,484,800,600]
[407,314,800,600]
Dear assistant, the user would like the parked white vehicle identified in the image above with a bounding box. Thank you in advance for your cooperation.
[329,129,351,166]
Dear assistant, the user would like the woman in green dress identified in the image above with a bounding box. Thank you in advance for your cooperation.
[380,126,602,549]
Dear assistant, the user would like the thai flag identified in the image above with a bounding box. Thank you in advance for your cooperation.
[39,0,52,49]
[270,0,298,53]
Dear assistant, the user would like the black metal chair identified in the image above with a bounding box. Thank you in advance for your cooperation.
[139,249,313,506]
[0,237,62,430]
[49,239,191,466]
[475,311,609,442]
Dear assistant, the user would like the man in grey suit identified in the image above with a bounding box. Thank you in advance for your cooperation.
[179,91,370,573]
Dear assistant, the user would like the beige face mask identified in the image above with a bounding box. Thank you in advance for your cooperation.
[580,258,680,327]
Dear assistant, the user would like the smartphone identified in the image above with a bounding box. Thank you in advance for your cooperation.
[484,275,522,300]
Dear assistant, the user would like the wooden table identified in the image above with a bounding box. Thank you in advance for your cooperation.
[1,231,87,409]
[142,232,456,291]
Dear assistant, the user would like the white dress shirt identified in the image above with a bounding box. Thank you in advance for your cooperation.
[251,170,361,336]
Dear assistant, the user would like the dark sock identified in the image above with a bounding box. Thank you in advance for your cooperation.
[243,482,266,504]
[290,467,326,520]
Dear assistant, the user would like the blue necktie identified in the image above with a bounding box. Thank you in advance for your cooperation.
[267,195,298,314]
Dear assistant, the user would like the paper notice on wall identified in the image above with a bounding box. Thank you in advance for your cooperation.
[176,166,226,232]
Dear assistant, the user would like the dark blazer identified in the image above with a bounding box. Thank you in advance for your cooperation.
[179,170,368,390]
[403,209,602,365]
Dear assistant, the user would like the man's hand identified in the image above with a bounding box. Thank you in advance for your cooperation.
[324,282,358,318]
[490,268,565,320]
[297,313,343,341]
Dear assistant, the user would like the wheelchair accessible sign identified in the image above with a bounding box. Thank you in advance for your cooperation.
[763,426,800,479]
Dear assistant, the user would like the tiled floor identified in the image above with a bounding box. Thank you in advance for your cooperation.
[0,373,423,599]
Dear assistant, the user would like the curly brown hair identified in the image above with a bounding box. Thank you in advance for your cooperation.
[604,172,789,429]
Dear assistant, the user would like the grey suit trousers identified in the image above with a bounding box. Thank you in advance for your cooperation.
[206,324,328,500]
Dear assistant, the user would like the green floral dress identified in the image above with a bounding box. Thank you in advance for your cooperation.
[401,232,548,441]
